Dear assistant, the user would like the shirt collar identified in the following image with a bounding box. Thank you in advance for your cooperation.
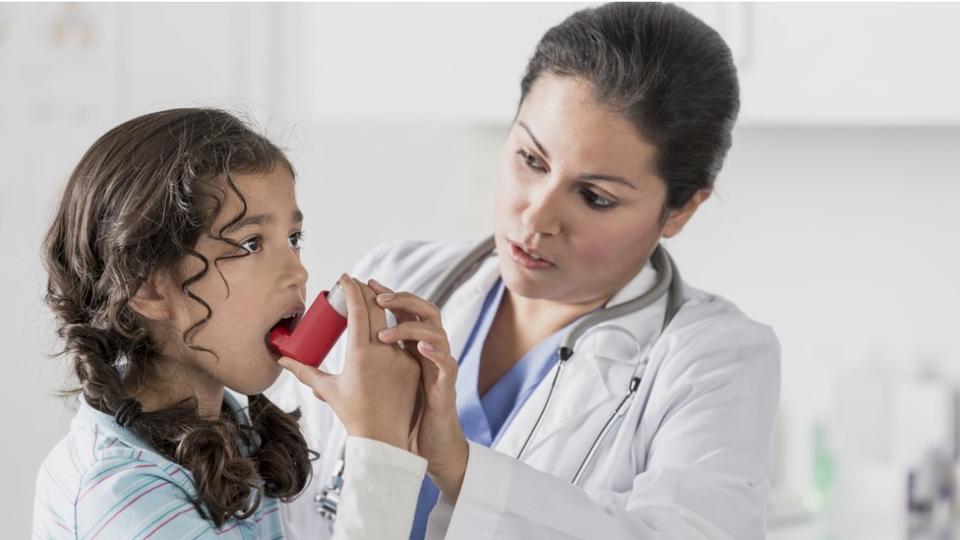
[76,391,255,456]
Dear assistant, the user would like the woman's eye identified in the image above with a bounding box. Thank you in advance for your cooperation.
[580,189,617,210]
[517,149,546,172]
[289,231,304,249]
[240,237,262,253]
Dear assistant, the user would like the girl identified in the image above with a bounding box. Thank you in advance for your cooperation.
[34,108,430,539]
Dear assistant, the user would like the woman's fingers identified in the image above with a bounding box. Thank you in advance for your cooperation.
[368,279,419,326]
[367,278,392,295]
[277,357,335,401]
[378,321,450,355]
[367,278,457,393]
[357,278,389,337]
[339,274,371,346]
[415,341,458,377]
[369,280,442,327]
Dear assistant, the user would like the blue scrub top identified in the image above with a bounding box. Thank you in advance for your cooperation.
[409,279,573,540]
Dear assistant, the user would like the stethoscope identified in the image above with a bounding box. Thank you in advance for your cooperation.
[315,236,685,524]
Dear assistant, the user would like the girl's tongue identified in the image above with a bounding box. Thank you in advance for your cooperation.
[266,314,300,342]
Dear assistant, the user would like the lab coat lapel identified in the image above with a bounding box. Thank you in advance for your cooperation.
[493,341,613,460]
[493,261,666,460]
[440,255,502,362]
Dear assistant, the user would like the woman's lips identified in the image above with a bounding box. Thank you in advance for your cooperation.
[508,241,555,270]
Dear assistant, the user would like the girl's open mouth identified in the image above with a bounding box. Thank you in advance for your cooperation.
[265,312,302,349]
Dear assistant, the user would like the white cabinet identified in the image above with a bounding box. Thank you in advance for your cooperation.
[734,3,960,125]
[111,3,280,121]
[30,4,956,126]
[276,3,592,125]
[284,3,960,126]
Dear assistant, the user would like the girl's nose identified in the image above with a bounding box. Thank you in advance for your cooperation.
[282,252,309,290]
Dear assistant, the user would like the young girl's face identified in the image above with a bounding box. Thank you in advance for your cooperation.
[158,166,308,396]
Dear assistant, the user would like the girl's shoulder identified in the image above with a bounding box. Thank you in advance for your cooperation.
[34,398,283,538]
[34,403,197,538]
[37,399,191,488]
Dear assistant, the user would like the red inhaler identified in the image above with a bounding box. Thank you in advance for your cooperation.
[268,283,348,367]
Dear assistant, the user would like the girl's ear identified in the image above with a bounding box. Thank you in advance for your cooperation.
[662,189,711,239]
[128,273,174,321]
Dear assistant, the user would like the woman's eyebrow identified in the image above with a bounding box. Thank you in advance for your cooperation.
[518,121,550,160]
[518,121,637,190]
[577,173,638,190]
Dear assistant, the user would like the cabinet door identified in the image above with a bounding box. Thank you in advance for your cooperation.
[284,3,960,125]
[739,3,960,125]
[121,4,283,117]
[282,3,593,124]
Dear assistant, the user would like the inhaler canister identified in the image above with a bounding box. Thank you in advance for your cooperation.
[268,283,347,367]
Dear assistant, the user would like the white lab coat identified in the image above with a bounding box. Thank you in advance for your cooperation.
[266,240,780,540]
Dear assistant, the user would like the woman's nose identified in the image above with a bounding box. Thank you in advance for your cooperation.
[521,182,563,237]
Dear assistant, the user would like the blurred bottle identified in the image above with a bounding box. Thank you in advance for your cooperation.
[808,421,835,513]
[907,448,956,536]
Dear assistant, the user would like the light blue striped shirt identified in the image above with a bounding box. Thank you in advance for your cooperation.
[33,393,284,539]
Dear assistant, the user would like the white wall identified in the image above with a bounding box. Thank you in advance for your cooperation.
[2,3,959,538]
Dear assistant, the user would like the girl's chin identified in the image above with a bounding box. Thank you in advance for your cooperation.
[226,360,283,397]
[228,375,277,397]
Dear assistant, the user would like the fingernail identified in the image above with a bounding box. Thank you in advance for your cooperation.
[419,341,435,352]
[277,358,291,369]
[378,329,394,341]
[377,293,395,303]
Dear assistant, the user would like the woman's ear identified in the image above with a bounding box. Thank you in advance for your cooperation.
[661,189,711,238]
[128,273,173,321]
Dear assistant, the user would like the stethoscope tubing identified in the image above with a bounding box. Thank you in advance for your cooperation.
[316,237,683,518]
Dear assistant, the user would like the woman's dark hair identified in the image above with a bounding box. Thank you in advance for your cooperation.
[43,108,314,527]
[520,2,740,211]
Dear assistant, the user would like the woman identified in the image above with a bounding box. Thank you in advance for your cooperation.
[271,3,779,539]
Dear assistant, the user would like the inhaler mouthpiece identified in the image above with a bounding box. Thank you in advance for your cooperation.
[268,282,348,367]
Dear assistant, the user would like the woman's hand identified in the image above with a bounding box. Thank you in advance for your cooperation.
[277,274,421,450]
[368,278,469,501]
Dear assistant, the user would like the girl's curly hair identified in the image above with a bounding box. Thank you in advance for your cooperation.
[43,108,314,527]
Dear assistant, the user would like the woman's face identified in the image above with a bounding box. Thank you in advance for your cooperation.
[494,74,694,306]
[154,167,309,396]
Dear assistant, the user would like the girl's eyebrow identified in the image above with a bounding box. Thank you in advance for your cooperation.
[225,209,303,232]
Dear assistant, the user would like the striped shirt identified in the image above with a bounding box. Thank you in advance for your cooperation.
[33,393,284,539]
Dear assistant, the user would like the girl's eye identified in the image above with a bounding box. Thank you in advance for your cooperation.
[289,231,304,249]
[517,149,546,172]
[580,188,617,211]
[240,236,262,253]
